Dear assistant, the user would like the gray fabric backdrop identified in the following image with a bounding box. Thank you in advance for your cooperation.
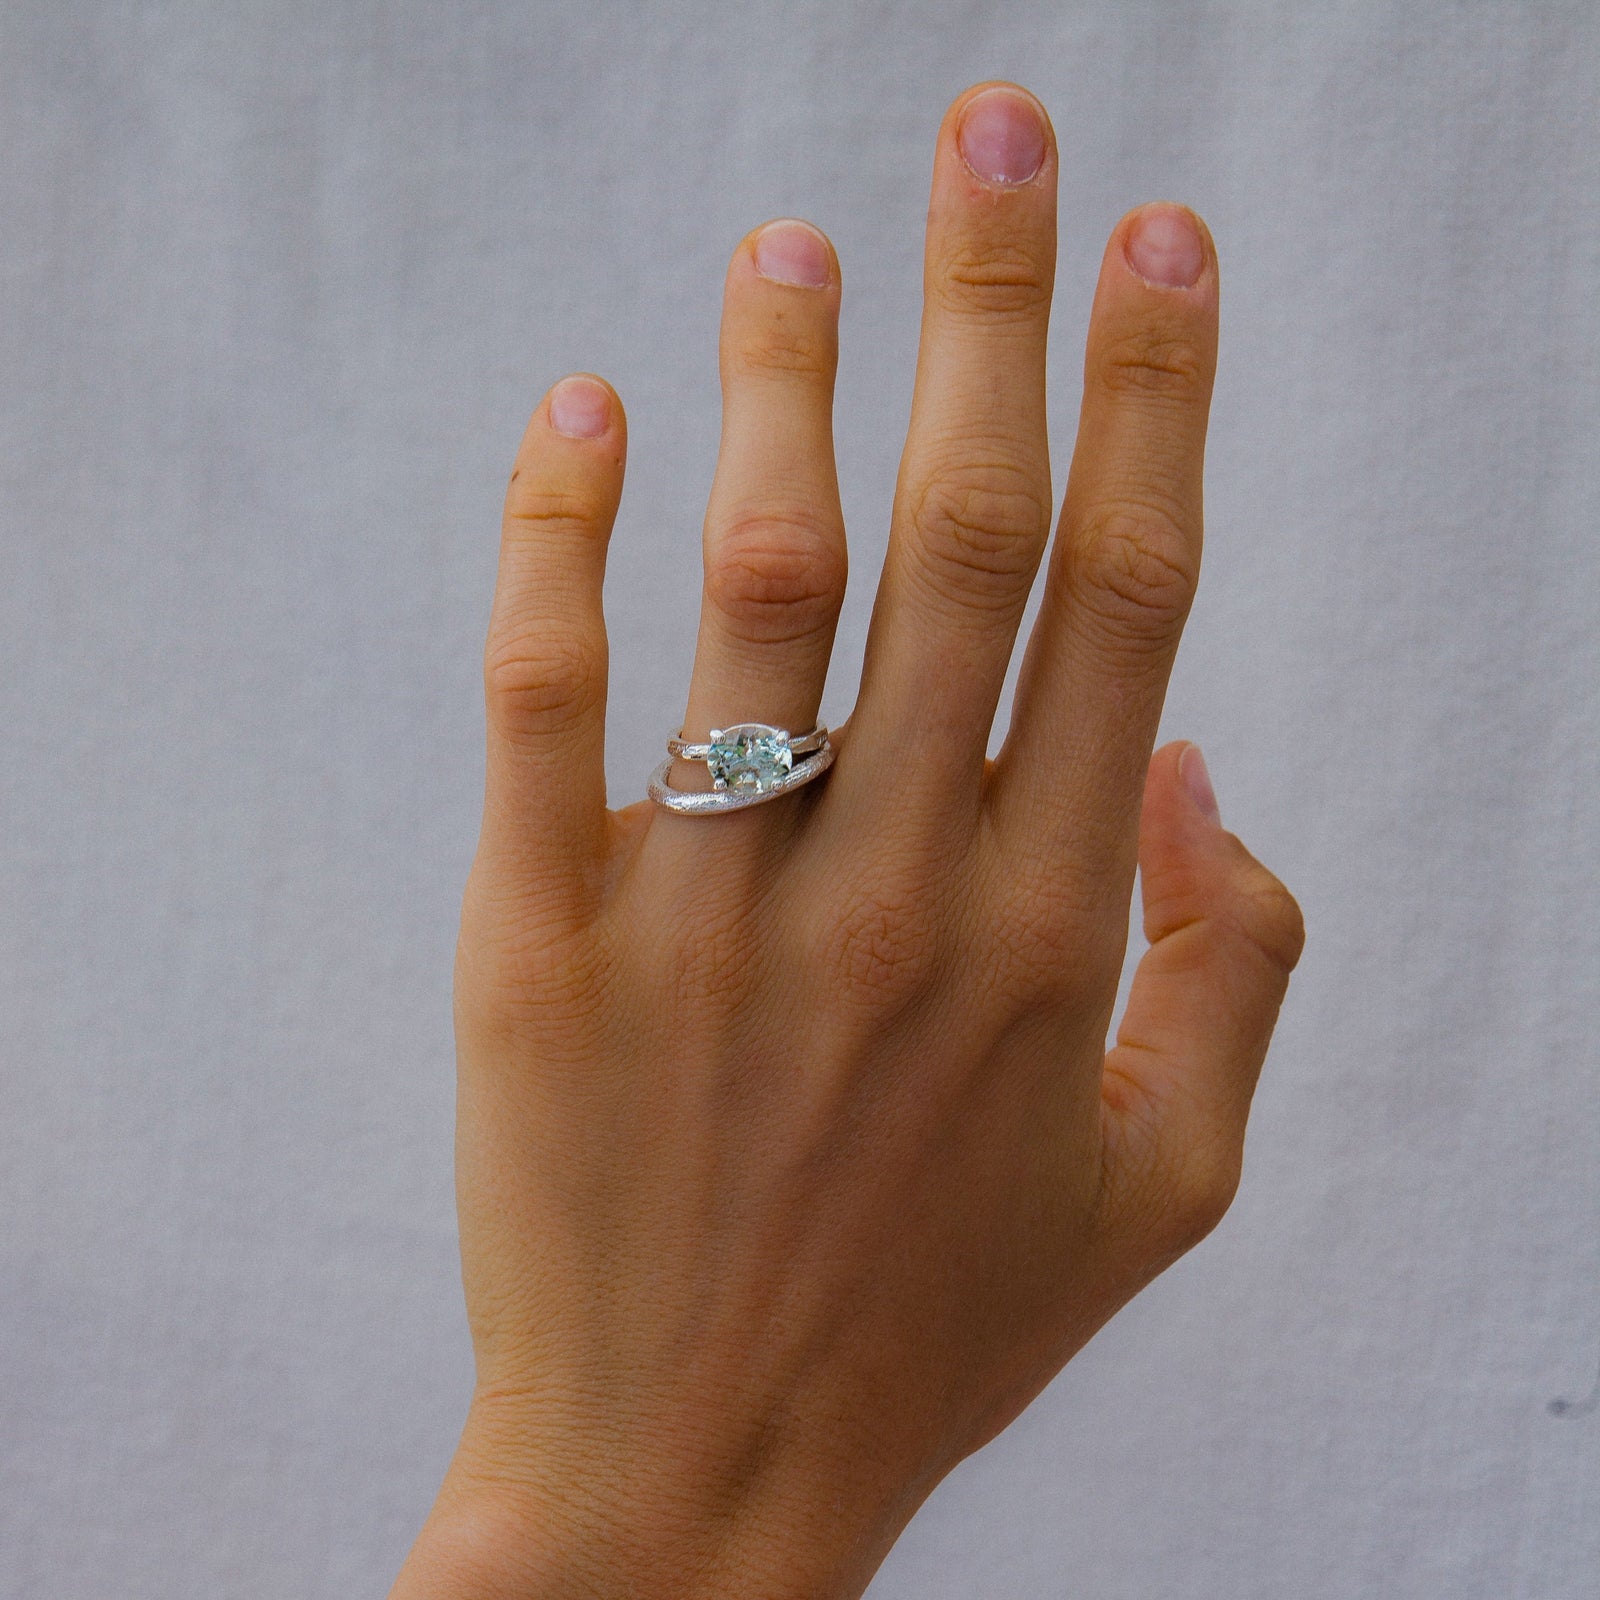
[2,2,1596,1594]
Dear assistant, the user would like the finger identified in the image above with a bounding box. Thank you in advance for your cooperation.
[990,203,1219,908]
[476,373,625,924]
[1098,743,1305,1265]
[833,82,1057,833]
[664,219,846,815]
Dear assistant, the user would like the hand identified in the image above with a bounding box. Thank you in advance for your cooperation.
[393,80,1304,1600]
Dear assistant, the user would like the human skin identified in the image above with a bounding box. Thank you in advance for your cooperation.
[390,80,1304,1599]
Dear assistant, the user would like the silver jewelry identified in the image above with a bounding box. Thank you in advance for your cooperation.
[647,721,834,814]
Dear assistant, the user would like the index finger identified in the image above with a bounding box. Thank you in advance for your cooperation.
[988,203,1219,903]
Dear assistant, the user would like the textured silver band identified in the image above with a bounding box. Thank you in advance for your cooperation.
[647,739,835,814]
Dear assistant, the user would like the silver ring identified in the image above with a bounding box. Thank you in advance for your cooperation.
[666,724,828,761]
[648,722,834,814]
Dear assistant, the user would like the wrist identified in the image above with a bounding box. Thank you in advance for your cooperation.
[389,1484,555,1600]
[391,1390,920,1600]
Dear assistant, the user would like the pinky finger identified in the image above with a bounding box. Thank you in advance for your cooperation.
[475,373,626,932]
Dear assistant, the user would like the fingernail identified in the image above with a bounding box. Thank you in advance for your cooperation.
[1124,203,1205,288]
[549,375,610,438]
[753,219,832,288]
[1180,743,1222,825]
[957,86,1047,186]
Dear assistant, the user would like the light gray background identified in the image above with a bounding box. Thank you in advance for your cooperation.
[2,1,1595,1594]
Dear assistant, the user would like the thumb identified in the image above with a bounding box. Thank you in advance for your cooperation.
[1099,741,1306,1265]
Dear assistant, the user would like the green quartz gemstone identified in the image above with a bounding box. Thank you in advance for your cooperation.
[705,725,793,793]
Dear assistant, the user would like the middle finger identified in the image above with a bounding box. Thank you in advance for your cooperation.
[835,82,1057,833]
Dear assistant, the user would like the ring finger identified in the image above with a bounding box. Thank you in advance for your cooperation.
[665,218,848,819]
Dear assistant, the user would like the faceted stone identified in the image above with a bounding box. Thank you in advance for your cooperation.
[705,724,793,793]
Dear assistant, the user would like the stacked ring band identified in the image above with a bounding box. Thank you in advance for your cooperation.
[647,722,834,814]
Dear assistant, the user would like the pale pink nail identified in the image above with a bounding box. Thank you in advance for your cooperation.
[956,86,1047,186]
[753,220,832,288]
[549,375,610,438]
[1125,203,1205,288]
[1180,743,1221,825]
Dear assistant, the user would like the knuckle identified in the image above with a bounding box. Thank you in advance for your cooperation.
[1169,1142,1243,1251]
[670,916,761,1013]
[801,870,942,1015]
[988,873,1113,1006]
[1069,500,1197,643]
[705,509,846,643]
[457,891,610,1033]
[504,476,609,538]
[1095,327,1209,403]
[934,240,1052,320]
[1114,1127,1244,1266]
[1231,865,1307,975]
[909,463,1049,608]
[728,317,836,383]
[483,630,605,741]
